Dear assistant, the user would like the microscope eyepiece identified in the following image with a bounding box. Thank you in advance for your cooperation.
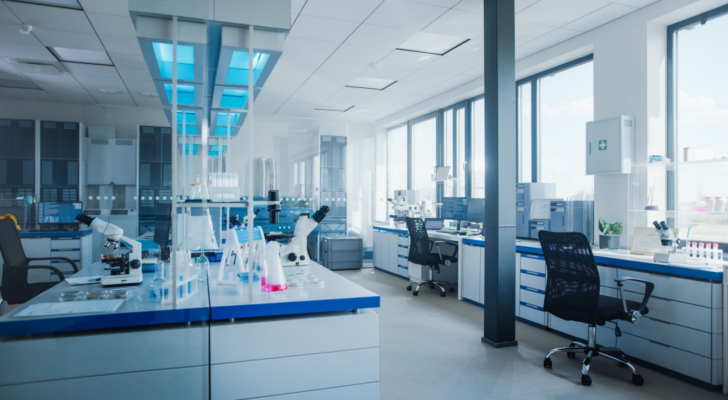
[312,205,330,223]
[76,214,94,226]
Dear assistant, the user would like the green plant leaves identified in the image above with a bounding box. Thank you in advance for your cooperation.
[598,218,622,236]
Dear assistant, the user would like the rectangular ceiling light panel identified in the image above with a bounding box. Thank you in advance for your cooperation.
[164,83,195,106]
[315,104,354,112]
[14,0,81,9]
[346,77,396,90]
[220,88,249,109]
[179,126,199,136]
[176,110,196,124]
[153,42,194,81]
[226,51,270,85]
[397,32,468,55]
[50,47,113,65]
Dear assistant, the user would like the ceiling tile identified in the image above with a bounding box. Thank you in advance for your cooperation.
[62,62,118,78]
[0,2,22,24]
[324,87,378,105]
[292,81,345,104]
[5,2,95,34]
[75,75,127,91]
[444,36,483,60]
[614,0,657,7]
[376,50,438,70]
[422,55,481,74]
[0,42,56,61]
[515,46,540,60]
[360,66,416,81]
[276,99,316,117]
[48,91,98,104]
[3,87,57,102]
[422,9,483,39]
[453,0,483,13]
[364,0,448,31]
[122,78,156,93]
[400,69,456,85]
[515,0,539,13]
[316,59,369,78]
[78,0,130,17]
[520,27,581,50]
[106,53,145,69]
[131,92,162,107]
[98,35,142,56]
[300,0,384,23]
[267,54,326,84]
[0,25,42,46]
[515,20,556,47]
[288,15,359,43]
[115,67,152,81]
[407,0,461,7]
[290,12,298,27]
[32,29,106,52]
[345,24,417,50]
[0,89,18,100]
[282,37,340,59]
[0,68,29,81]
[0,78,39,89]
[328,44,391,64]
[291,0,307,15]
[86,12,137,38]
[384,80,434,94]
[91,91,135,106]
[563,3,637,32]
[516,0,610,28]
[460,63,484,76]
[306,109,345,120]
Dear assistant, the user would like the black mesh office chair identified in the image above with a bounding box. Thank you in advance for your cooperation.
[0,219,78,304]
[538,231,654,386]
[405,217,458,297]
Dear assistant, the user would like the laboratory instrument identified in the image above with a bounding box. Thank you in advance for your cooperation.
[153,203,172,260]
[388,190,423,229]
[549,200,594,242]
[529,220,550,239]
[265,241,287,292]
[268,190,281,223]
[652,221,687,263]
[516,182,556,239]
[217,217,266,285]
[279,205,330,267]
[75,213,143,286]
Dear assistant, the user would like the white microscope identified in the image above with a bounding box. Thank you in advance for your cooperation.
[388,190,432,229]
[279,205,330,267]
[76,214,143,286]
[652,220,687,263]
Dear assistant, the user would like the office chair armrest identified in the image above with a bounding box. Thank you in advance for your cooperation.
[28,257,79,272]
[27,265,66,281]
[614,277,654,323]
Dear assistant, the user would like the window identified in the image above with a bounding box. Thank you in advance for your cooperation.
[443,109,454,197]
[387,125,407,205]
[455,106,466,197]
[669,6,728,242]
[411,116,437,202]
[471,98,485,198]
[375,129,388,221]
[537,60,594,199]
[518,83,532,183]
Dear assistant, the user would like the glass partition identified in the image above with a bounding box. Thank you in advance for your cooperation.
[411,116,437,202]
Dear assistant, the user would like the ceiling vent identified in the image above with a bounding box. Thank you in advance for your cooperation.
[10,59,65,75]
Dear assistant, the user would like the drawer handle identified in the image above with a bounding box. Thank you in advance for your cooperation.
[525,271,540,276]
[649,340,671,348]
[525,287,540,293]
[649,318,671,325]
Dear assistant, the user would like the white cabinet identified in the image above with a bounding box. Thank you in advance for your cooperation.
[373,231,381,269]
[462,244,481,303]
[86,138,136,185]
[396,234,409,277]
[586,115,633,175]
[388,232,399,274]
[518,253,547,326]
[479,247,485,304]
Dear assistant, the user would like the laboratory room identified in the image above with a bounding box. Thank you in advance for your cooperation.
[1,0,728,399]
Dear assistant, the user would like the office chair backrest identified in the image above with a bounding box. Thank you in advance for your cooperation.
[538,230,601,326]
[0,218,28,267]
[405,217,430,266]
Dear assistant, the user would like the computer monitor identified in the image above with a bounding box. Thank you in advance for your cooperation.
[441,197,468,220]
[467,198,485,224]
[153,203,172,259]
[424,218,444,230]
[38,202,82,224]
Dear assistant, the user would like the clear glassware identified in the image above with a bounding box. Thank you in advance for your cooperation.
[195,252,209,282]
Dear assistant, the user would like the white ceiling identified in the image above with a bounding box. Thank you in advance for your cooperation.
[0,0,659,129]
[265,0,657,122]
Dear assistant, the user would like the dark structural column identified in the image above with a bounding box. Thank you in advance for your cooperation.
[481,0,518,348]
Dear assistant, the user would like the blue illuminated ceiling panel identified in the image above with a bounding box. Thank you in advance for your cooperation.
[154,81,203,109]
[214,25,283,89]
[176,110,196,124]
[178,125,198,135]
[220,88,248,109]
[184,144,199,155]
[152,42,194,81]
[226,51,270,86]
[164,83,195,106]
[209,145,228,156]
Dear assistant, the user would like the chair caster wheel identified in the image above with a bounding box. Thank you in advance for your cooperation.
[449,287,455,292]
[543,358,552,368]
[429,284,434,289]
[632,374,644,386]
[567,352,576,359]
[406,286,412,291]
[413,291,418,296]
[440,292,446,297]
[581,375,592,386]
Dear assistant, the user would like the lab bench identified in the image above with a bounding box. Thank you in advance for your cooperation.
[0,261,380,399]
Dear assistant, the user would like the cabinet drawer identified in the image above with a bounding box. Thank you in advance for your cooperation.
[397,266,408,277]
[397,254,408,265]
[397,234,408,245]
[520,254,545,273]
[619,316,716,358]
[50,250,81,260]
[398,245,408,256]
[618,269,712,307]
[623,291,712,333]
[520,286,544,307]
[519,302,545,326]
[50,238,81,250]
[618,332,713,384]
[520,270,546,291]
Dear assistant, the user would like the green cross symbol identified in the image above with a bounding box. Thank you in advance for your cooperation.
[598,140,607,151]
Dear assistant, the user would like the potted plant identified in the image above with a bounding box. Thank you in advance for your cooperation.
[598,218,623,250]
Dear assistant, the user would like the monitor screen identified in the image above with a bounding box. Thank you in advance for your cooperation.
[442,197,468,220]
[467,198,485,223]
[38,202,82,224]
[424,218,444,230]
[153,203,172,250]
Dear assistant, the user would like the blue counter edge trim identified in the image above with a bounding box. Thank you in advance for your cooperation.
[463,238,484,246]
[19,229,93,238]
[373,226,407,234]
[516,245,722,281]
[0,307,210,337]
[210,296,381,320]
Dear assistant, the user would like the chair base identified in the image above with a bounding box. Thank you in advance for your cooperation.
[407,280,455,297]
[543,325,644,386]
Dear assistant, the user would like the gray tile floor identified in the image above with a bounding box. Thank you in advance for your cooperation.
[337,266,724,400]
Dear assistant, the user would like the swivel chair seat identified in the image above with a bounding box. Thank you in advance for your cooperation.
[404,217,458,297]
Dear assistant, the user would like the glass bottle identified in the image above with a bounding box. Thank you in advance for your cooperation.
[195,251,209,282]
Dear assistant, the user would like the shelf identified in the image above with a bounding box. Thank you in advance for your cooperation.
[176,200,280,208]
[632,158,728,169]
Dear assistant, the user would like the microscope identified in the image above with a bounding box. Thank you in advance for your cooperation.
[76,214,143,286]
[388,190,423,229]
[652,220,687,263]
[279,205,330,267]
